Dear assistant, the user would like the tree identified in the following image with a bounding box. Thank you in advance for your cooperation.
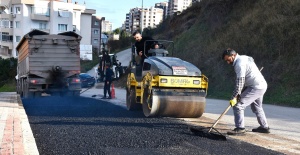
[120,30,129,39]
[113,28,120,34]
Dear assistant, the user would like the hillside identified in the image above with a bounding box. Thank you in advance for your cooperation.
[149,0,300,107]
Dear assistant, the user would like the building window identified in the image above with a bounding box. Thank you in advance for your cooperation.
[16,7,21,14]
[15,21,20,28]
[58,24,67,31]
[39,23,46,29]
[58,10,69,17]
[1,32,12,42]
[1,20,10,28]
[93,39,98,44]
[16,36,21,42]
[95,21,99,26]
[73,25,76,32]
[10,21,13,28]
[94,30,99,34]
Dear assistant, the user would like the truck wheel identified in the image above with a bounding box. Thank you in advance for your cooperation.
[73,91,80,96]
[28,92,34,98]
[20,91,24,98]
[126,87,141,110]
[35,92,41,98]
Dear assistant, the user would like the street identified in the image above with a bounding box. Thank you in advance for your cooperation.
[20,48,300,155]
[22,93,281,155]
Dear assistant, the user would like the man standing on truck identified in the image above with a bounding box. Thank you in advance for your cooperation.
[222,48,270,135]
[101,63,114,99]
[132,31,154,65]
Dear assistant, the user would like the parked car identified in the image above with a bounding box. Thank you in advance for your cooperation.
[79,73,95,88]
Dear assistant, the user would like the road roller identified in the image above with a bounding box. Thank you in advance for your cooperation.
[126,40,208,118]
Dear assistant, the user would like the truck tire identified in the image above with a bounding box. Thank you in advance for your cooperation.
[24,82,34,98]
[73,91,80,96]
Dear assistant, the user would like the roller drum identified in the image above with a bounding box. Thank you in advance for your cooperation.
[143,88,206,118]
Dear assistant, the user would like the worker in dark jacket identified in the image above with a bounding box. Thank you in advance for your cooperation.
[101,63,114,99]
[132,31,154,65]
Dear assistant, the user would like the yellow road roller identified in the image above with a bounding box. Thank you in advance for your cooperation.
[126,41,208,118]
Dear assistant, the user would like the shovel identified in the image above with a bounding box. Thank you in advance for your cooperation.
[190,67,264,140]
[189,105,230,141]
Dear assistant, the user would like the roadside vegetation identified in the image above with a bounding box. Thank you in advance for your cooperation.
[148,0,300,107]
[0,58,17,92]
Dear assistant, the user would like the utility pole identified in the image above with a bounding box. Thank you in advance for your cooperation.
[140,0,144,34]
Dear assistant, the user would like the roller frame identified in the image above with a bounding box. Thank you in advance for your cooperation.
[127,70,209,118]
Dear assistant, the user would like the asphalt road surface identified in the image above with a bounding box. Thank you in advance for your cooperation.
[112,48,300,154]
[22,96,282,155]
[22,48,299,154]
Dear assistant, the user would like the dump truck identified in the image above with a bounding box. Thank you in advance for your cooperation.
[126,40,208,118]
[16,29,82,98]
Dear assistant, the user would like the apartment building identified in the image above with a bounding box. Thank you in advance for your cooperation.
[123,13,130,32]
[0,0,95,59]
[128,7,141,33]
[140,7,163,32]
[124,6,163,34]
[168,0,192,16]
[102,20,112,33]
[155,2,168,20]
[91,16,103,54]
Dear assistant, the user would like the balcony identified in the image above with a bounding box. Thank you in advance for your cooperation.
[0,13,13,20]
[0,0,9,6]
[30,14,49,21]
[31,7,50,21]
[0,41,13,50]
[83,9,95,15]
[73,3,85,11]
[12,0,34,5]
[0,26,13,35]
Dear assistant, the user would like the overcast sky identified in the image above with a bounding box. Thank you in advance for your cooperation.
[75,0,167,30]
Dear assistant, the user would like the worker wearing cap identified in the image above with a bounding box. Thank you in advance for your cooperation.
[222,48,270,135]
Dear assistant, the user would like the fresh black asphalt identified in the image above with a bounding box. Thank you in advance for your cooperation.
[22,96,283,155]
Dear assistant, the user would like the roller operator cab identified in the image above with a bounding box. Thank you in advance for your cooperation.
[126,40,208,118]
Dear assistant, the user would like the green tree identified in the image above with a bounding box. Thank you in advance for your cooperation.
[120,30,129,39]
[113,28,120,34]
[0,57,17,87]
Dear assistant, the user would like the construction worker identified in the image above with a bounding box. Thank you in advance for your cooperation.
[101,63,114,99]
[132,31,154,65]
[222,48,270,135]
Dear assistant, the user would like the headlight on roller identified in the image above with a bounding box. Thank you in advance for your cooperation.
[160,78,168,83]
[193,80,200,85]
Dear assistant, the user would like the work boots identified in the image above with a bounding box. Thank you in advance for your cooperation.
[227,128,246,135]
[252,127,270,133]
